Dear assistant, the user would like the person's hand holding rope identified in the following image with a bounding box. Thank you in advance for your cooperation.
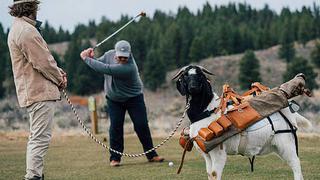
[58,69,68,90]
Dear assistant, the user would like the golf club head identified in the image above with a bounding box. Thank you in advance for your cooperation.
[140,11,146,17]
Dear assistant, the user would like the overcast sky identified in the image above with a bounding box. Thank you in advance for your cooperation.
[0,0,318,31]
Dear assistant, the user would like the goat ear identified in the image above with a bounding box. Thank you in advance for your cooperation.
[176,78,187,96]
[202,75,213,96]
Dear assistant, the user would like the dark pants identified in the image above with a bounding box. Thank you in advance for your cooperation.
[107,94,158,161]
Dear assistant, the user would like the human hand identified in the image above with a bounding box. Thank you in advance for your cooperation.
[58,69,68,90]
[59,68,67,77]
[88,48,94,58]
[80,48,95,60]
[59,77,67,91]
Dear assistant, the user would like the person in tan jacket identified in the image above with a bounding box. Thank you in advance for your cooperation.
[7,1,67,179]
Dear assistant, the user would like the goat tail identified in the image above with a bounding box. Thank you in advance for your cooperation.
[295,113,312,130]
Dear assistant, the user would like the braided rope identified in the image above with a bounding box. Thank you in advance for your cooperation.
[62,90,190,157]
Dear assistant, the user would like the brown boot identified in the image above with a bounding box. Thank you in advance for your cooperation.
[148,156,165,162]
[279,73,306,99]
[110,160,121,167]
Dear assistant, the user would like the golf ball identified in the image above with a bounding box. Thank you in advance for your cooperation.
[168,161,174,167]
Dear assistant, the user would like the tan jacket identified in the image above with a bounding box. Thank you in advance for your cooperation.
[7,17,63,107]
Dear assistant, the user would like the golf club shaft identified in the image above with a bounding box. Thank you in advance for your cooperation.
[93,13,143,50]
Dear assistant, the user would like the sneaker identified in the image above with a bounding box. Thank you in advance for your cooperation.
[148,156,165,162]
[25,174,44,180]
[110,160,121,167]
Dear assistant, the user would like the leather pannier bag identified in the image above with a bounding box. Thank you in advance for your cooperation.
[179,130,193,151]
[208,121,224,136]
[198,128,215,141]
[194,136,207,152]
[226,102,262,130]
[216,115,232,130]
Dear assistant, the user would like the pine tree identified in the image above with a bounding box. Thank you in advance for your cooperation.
[88,20,97,38]
[64,37,81,91]
[176,7,194,66]
[42,21,57,43]
[283,57,318,90]
[56,26,71,42]
[314,3,320,38]
[278,18,295,62]
[239,50,262,90]
[279,42,295,63]
[0,24,8,98]
[158,22,182,69]
[239,26,255,52]
[216,21,233,55]
[73,40,104,95]
[298,7,314,46]
[189,36,206,62]
[64,38,103,94]
[189,24,218,61]
[0,24,15,97]
[143,49,166,91]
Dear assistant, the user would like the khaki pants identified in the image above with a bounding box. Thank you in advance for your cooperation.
[248,87,289,118]
[24,101,56,179]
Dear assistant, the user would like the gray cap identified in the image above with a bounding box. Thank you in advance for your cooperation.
[115,40,131,57]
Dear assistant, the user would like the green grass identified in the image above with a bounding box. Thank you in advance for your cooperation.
[0,135,319,180]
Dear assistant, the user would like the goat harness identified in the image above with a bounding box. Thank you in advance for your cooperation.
[193,82,269,151]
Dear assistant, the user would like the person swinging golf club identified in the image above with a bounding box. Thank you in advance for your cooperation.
[80,40,164,166]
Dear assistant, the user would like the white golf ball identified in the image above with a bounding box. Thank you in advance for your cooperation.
[168,161,174,167]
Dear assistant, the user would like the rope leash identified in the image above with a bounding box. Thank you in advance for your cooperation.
[62,90,190,157]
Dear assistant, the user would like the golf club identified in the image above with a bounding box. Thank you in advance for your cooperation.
[93,11,146,50]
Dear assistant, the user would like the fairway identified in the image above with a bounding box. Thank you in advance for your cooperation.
[0,134,319,180]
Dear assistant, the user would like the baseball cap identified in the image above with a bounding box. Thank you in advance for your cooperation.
[115,40,131,57]
[13,0,40,5]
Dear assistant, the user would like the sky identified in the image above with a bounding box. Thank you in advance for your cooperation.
[0,0,318,32]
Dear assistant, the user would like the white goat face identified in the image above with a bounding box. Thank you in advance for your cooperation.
[188,68,197,75]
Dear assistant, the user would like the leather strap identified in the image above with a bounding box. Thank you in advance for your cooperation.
[266,112,298,156]
[216,84,244,114]
[177,138,194,174]
[242,82,270,96]
[278,111,299,156]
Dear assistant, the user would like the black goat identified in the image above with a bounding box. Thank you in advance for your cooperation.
[172,65,215,123]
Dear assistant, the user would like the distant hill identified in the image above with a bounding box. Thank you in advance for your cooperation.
[201,40,318,91]
[48,41,69,57]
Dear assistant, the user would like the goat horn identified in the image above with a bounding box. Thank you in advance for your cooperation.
[196,65,214,75]
[172,66,188,80]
